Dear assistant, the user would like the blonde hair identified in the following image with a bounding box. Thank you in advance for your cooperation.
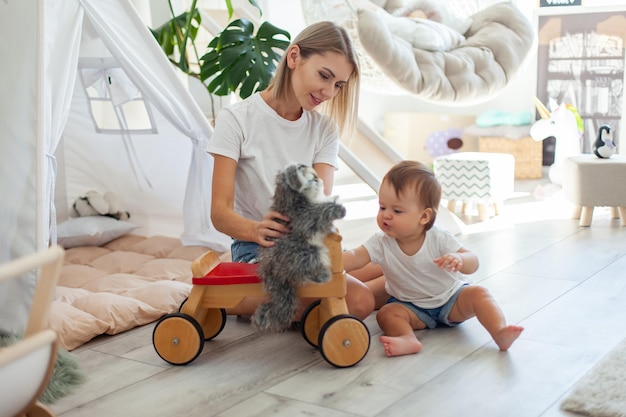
[267,21,360,138]
[383,160,441,231]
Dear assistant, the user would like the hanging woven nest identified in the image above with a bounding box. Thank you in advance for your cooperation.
[300,0,534,104]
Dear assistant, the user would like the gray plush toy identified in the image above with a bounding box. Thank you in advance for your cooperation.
[252,163,346,332]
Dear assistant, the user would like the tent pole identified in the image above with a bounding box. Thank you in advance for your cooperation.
[36,0,46,251]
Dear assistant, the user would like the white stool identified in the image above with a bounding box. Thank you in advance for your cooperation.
[562,154,626,226]
[433,152,515,221]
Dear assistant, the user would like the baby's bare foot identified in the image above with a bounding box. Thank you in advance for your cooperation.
[380,334,422,357]
[494,325,524,351]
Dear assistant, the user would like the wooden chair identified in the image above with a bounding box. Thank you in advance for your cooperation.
[0,246,64,417]
[152,233,370,368]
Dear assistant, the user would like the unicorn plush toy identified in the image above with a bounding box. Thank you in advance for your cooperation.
[530,97,584,185]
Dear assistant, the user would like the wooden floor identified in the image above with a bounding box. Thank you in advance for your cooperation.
[51,164,626,417]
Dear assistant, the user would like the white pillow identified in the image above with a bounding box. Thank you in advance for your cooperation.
[57,217,137,248]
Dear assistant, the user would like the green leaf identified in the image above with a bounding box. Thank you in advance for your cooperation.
[247,0,261,16]
[150,10,201,74]
[224,0,234,18]
[199,18,290,99]
[224,0,262,18]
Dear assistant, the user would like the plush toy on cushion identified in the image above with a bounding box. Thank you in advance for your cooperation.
[72,190,130,221]
[353,0,472,52]
[252,164,346,332]
[389,0,473,34]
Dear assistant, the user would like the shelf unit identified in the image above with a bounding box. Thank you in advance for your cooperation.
[536,8,626,159]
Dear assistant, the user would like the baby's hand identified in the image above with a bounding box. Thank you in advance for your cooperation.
[433,253,463,272]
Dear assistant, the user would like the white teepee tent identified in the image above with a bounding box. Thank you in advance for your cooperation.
[0,0,230,334]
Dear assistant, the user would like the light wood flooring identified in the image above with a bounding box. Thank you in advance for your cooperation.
[51,164,626,417]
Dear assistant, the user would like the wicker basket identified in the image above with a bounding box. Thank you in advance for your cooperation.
[478,136,543,179]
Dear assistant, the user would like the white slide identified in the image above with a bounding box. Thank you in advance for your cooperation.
[339,118,464,235]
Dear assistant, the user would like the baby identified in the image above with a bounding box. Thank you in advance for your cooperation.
[343,161,523,356]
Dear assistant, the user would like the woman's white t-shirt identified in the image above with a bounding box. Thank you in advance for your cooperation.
[205,93,339,222]
[363,227,467,309]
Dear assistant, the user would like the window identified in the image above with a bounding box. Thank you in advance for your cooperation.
[79,59,157,134]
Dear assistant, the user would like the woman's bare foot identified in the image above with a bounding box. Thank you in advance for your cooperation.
[380,334,422,357]
[493,325,524,351]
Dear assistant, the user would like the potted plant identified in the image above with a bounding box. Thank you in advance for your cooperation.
[151,0,291,120]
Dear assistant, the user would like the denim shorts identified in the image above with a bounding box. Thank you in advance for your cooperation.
[387,284,468,329]
[231,240,260,263]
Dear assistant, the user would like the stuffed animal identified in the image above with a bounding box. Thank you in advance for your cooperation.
[592,124,617,159]
[386,0,473,34]
[72,190,130,221]
[531,97,584,185]
[353,0,471,52]
[252,164,346,332]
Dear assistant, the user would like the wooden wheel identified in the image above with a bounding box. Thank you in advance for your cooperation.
[200,308,227,341]
[177,297,188,312]
[153,313,204,365]
[318,315,370,368]
[179,298,226,341]
[300,300,321,348]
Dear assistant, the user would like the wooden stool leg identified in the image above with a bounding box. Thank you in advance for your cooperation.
[493,201,504,216]
[447,200,457,213]
[477,203,488,221]
[610,207,619,219]
[618,207,626,226]
[572,206,582,219]
[579,206,594,227]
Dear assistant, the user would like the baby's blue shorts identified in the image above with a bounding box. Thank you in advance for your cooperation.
[387,284,468,329]
[231,240,260,263]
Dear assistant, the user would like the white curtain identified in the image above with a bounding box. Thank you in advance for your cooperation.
[0,0,230,335]
[41,1,84,248]
[80,0,231,251]
[0,0,82,334]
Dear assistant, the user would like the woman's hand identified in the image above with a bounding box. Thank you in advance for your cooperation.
[256,210,290,247]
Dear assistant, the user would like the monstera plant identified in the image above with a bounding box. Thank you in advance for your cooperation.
[151,0,290,101]
[200,18,290,99]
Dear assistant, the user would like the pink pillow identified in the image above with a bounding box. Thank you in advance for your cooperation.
[58,264,108,288]
[88,251,155,274]
[128,235,183,258]
[49,301,110,350]
[63,246,111,265]
[132,258,193,282]
[120,280,191,313]
[55,286,92,303]
[103,234,147,251]
[72,293,166,335]
[79,273,158,293]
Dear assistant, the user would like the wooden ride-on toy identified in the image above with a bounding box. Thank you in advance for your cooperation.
[152,232,371,368]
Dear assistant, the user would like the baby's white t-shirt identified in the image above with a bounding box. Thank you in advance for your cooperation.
[363,227,467,308]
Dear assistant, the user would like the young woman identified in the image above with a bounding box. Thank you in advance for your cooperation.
[206,21,376,320]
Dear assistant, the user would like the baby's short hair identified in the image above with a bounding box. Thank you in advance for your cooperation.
[383,160,441,230]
